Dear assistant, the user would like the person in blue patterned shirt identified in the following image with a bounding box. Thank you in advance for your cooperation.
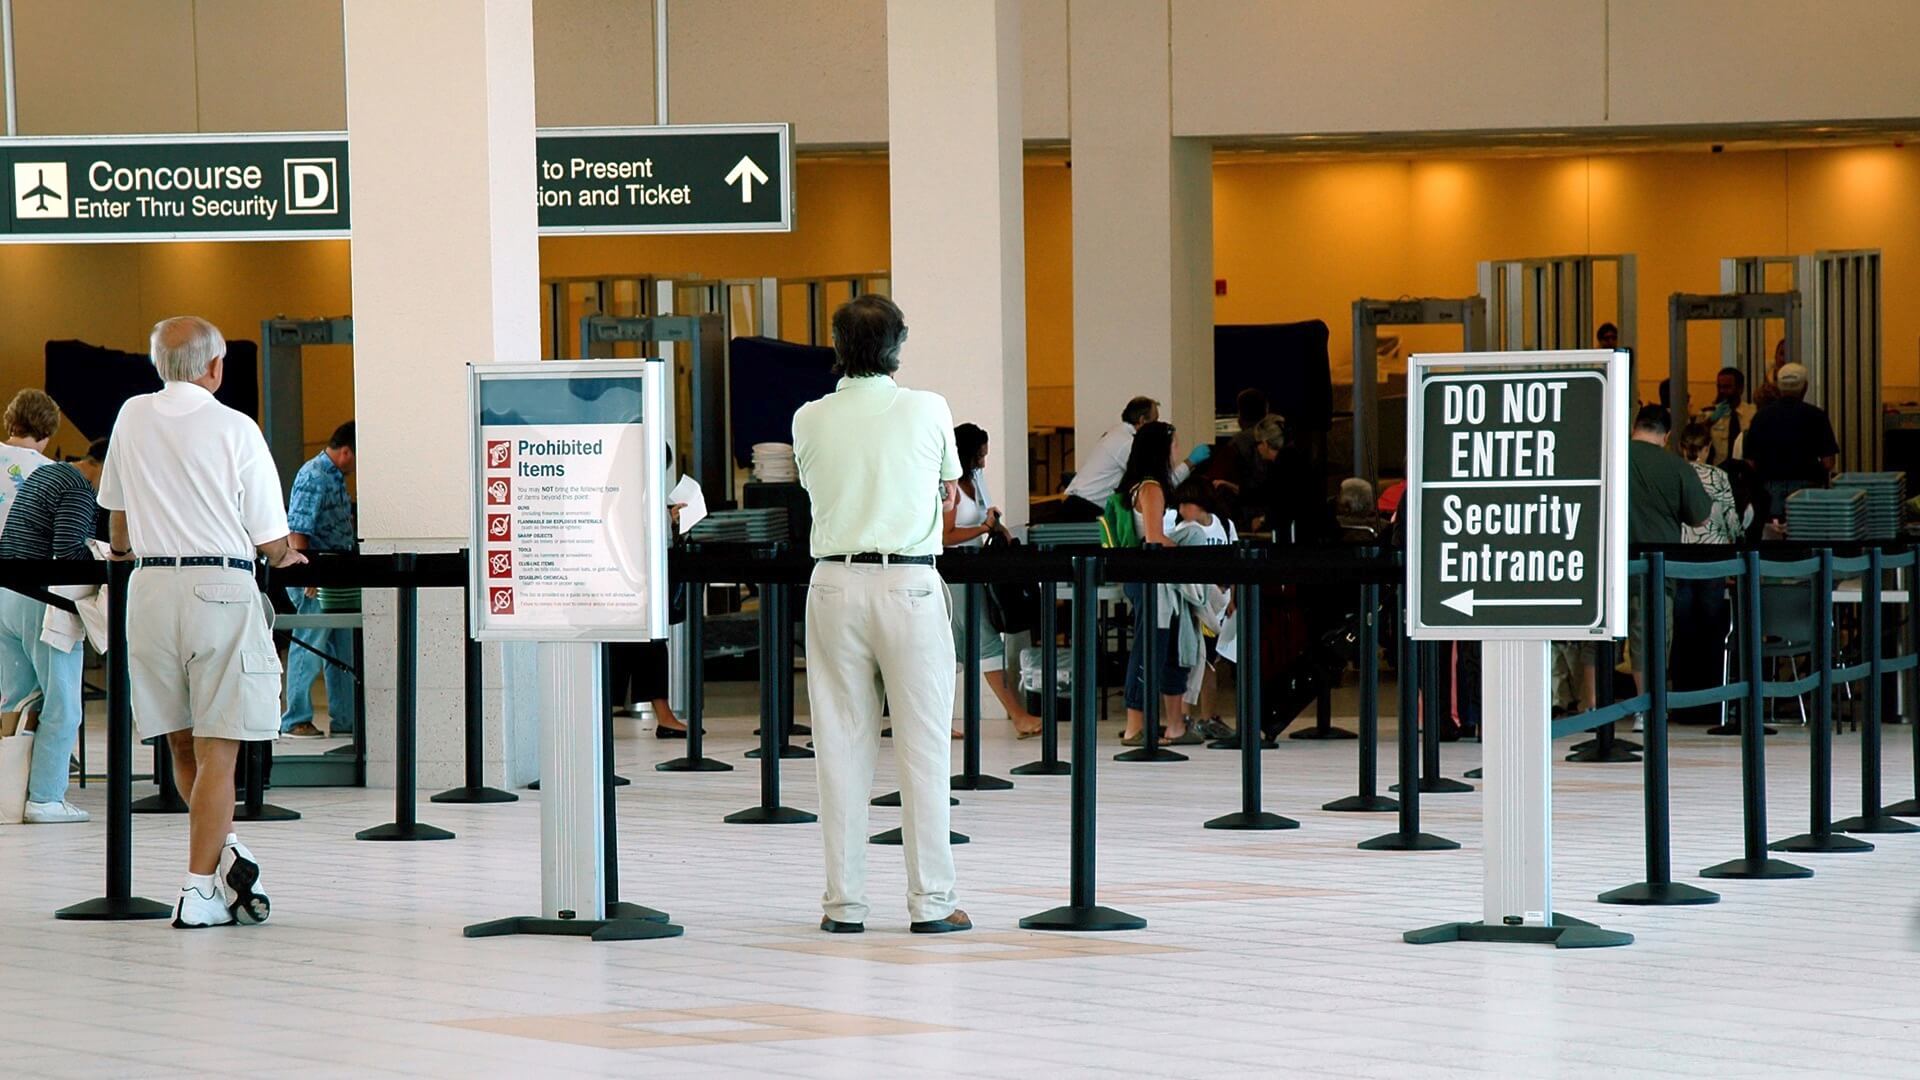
[281,422,357,738]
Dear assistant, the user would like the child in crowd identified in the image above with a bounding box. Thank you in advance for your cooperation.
[1167,480,1237,741]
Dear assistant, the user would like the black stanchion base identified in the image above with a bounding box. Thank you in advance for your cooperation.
[1358,830,1460,851]
[1564,743,1642,764]
[869,827,968,845]
[430,785,519,804]
[607,901,672,923]
[464,915,684,942]
[1881,798,1920,817]
[951,774,1013,791]
[723,805,816,824]
[131,792,189,814]
[234,803,302,822]
[1463,768,1484,779]
[1699,855,1812,879]
[871,791,959,807]
[745,746,814,760]
[1832,813,1920,835]
[1114,747,1189,763]
[1771,831,1875,853]
[1597,880,1720,906]
[1289,726,1358,740]
[1206,737,1275,750]
[1010,760,1071,776]
[1203,810,1299,830]
[355,821,455,841]
[54,894,172,921]
[655,756,733,773]
[1390,777,1475,794]
[1405,913,1631,949]
[1322,793,1398,812]
[1019,904,1146,932]
[1706,723,1777,737]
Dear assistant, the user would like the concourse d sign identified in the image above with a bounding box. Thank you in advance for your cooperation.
[1406,350,1628,641]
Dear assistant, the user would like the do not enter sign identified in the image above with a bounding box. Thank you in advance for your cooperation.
[1406,351,1628,640]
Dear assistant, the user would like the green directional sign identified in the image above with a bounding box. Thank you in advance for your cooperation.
[0,133,349,241]
[0,123,792,242]
[1407,354,1627,640]
[536,124,791,234]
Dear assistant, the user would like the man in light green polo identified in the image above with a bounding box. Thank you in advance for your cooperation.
[793,294,970,936]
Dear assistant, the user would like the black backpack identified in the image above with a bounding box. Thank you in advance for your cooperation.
[982,532,1040,635]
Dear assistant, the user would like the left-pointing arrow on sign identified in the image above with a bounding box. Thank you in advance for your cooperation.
[1440,589,1581,617]
[724,156,769,203]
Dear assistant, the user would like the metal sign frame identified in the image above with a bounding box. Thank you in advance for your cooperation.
[467,358,670,643]
[534,122,794,236]
[1405,348,1629,642]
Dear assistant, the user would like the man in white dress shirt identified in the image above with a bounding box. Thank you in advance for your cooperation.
[98,316,307,929]
[1058,396,1202,520]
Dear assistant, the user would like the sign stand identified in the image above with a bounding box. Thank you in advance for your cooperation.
[1401,349,1632,950]
[461,360,682,944]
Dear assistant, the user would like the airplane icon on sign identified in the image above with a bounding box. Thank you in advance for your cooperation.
[20,169,61,212]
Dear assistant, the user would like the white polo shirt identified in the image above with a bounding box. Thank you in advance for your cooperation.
[793,375,960,558]
[97,382,289,560]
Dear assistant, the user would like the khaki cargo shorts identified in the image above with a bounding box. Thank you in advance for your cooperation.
[128,565,283,742]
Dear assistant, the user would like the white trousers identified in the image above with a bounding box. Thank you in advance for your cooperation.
[806,560,957,923]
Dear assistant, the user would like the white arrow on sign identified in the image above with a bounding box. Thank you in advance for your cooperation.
[1440,589,1581,617]
[724,156,769,203]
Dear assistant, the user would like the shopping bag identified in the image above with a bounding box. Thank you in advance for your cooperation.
[0,697,37,824]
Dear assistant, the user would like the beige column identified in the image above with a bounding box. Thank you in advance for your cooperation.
[344,0,541,788]
[1069,0,1214,454]
[886,0,1028,527]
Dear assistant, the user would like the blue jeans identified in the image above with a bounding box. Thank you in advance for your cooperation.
[1123,583,1189,711]
[280,588,357,733]
[0,589,86,804]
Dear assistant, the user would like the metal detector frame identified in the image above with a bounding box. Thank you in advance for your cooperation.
[261,315,352,498]
[1351,297,1487,487]
[1478,254,1637,355]
[1667,291,1802,448]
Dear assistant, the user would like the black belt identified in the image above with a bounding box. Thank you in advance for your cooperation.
[818,553,936,567]
[135,557,256,573]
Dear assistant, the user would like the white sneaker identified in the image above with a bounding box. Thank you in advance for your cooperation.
[1632,715,1645,733]
[219,833,271,925]
[22,800,89,823]
[172,882,235,929]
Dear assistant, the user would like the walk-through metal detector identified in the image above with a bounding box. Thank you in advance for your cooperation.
[1351,297,1486,486]
[1478,254,1637,355]
[1722,251,1882,472]
[1667,291,1803,445]
[581,314,726,502]
[261,316,352,497]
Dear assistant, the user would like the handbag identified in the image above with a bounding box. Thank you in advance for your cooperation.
[0,691,44,824]
[982,532,1040,636]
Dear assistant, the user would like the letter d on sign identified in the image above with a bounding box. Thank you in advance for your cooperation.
[284,159,338,215]
[1443,384,1465,424]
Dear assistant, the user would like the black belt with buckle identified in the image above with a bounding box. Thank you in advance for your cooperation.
[135,556,256,573]
[818,553,936,567]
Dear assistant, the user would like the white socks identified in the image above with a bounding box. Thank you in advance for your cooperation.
[184,871,217,893]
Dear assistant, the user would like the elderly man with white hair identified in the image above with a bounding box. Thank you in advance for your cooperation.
[98,316,306,929]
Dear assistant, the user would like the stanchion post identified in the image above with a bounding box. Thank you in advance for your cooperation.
[233,740,299,821]
[1013,576,1070,776]
[1207,577,1295,830]
[726,581,814,824]
[658,576,730,772]
[1021,556,1144,931]
[1401,640,1471,793]
[357,555,453,841]
[746,583,812,762]
[131,735,188,814]
[1361,581,1457,851]
[1326,579,1397,812]
[1702,551,1809,876]
[1886,542,1920,817]
[1601,552,1720,903]
[601,680,670,924]
[433,614,519,803]
[56,560,169,920]
[954,582,1011,789]
[1836,547,1919,833]
[1774,549,1871,851]
[1116,578,1185,763]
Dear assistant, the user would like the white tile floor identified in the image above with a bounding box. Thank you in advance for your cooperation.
[8,684,1920,1079]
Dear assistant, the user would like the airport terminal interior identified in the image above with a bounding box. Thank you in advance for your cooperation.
[6,1,1920,1077]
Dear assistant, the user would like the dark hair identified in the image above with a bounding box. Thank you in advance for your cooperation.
[1171,477,1214,515]
[1119,421,1175,503]
[1658,378,1670,408]
[329,421,355,451]
[1717,366,1746,395]
[1634,404,1672,434]
[954,423,989,470]
[1679,421,1713,458]
[1235,388,1268,429]
[1120,396,1158,426]
[85,436,109,464]
[830,294,907,378]
[1597,322,1619,338]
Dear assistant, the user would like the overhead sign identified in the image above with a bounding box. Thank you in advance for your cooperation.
[1407,350,1628,640]
[0,123,792,242]
[469,360,670,642]
[537,124,792,234]
[0,133,349,241]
